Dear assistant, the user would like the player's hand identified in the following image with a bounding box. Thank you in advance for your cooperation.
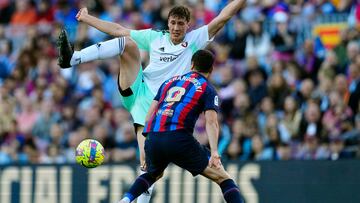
[76,7,88,22]
[209,153,222,169]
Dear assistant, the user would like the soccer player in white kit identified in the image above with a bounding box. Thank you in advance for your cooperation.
[57,1,246,202]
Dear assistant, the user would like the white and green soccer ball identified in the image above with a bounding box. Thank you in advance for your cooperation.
[75,139,105,168]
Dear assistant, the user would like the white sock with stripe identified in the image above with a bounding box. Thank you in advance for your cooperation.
[70,37,125,66]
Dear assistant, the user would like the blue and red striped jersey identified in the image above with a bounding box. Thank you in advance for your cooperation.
[144,71,219,134]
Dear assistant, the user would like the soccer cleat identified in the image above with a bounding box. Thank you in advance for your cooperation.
[57,29,73,68]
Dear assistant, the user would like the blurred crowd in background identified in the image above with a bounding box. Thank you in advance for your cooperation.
[1,0,360,165]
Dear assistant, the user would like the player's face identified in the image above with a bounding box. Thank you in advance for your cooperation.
[168,16,189,45]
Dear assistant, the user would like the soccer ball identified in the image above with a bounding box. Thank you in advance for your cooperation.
[75,139,105,168]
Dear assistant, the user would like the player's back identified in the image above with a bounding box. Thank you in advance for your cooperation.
[144,71,216,134]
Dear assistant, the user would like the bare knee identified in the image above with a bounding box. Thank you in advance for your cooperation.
[124,37,137,48]
[123,37,140,58]
[119,37,141,74]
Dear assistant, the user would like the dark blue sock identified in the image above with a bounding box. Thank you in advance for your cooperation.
[124,173,157,202]
[220,179,244,203]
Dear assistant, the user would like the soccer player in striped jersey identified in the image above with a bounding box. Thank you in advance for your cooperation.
[119,50,244,203]
[57,1,246,202]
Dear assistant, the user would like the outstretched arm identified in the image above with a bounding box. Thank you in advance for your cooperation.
[207,0,247,39]
[76,8,131,37]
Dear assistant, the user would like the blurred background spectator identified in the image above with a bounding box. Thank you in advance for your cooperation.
[0,0,360,164]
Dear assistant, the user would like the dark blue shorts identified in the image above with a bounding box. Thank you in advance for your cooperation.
[144,130,210,176]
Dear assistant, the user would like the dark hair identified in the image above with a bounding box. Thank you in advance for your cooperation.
[191,50,215,73]
[168,6,191,22]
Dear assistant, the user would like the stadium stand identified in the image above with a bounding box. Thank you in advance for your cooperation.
[0,0,360,164]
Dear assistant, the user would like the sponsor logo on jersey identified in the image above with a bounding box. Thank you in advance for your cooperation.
[159,53,180,62]
[157,109,174,117]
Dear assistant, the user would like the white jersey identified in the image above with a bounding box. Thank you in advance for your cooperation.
[130,26,212,95]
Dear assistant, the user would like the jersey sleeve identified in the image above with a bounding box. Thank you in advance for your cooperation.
[204,85,219,112]
[130,29,161,51]
[187,25,213,53]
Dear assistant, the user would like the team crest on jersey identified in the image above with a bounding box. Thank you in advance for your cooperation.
[181,42,188,47]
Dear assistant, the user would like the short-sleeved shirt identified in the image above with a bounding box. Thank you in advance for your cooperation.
[144,71,219,134]
[130,26,212,95]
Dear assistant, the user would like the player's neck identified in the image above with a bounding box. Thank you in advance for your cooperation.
[172,40,182,45]
[170,37,185,45]
[194,71,209,78]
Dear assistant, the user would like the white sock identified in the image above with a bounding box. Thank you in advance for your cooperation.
[137,170,154,203]
[119,197,130,203]
[70,37,125,66]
